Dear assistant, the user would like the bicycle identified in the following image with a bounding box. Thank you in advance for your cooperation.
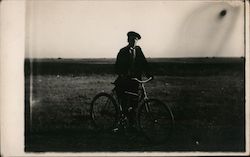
[90,77,175,144]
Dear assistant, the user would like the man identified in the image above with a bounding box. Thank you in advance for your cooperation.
[114,31,152,126]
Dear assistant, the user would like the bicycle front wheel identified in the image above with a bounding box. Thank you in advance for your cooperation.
[90,92,118,132]
[137,99,174,144]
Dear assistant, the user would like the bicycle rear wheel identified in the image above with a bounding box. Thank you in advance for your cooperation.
[90,92,118,132]
[137,99,174,144]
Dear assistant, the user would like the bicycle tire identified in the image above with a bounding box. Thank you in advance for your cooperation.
[90,92,119,132]
[137,98,174,144]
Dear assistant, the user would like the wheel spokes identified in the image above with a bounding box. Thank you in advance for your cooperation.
[138,99,174,144]
[91,93,118,131]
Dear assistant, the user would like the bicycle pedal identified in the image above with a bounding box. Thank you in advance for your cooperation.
[128,107,133,111]
[112,128,119,133]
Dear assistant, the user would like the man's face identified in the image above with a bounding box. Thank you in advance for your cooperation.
[128,36,138,47]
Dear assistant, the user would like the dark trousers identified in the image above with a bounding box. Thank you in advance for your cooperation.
[115,77,139,125]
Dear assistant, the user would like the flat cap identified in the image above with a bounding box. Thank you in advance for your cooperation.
[127,31,141,39]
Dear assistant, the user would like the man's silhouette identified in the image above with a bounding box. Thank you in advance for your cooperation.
[114,31,152,126]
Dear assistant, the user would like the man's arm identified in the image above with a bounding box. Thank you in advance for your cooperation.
[115,50,126,76]
[138,47,153,79]
[115,51,121,75]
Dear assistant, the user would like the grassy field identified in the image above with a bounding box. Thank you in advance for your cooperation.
[25,58,245,152]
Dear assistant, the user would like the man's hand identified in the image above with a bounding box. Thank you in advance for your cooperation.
[146,73,154,80]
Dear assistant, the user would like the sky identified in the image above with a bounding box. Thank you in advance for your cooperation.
[25,0,245,58]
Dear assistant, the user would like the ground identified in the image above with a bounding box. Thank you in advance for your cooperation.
[24,58,245,152]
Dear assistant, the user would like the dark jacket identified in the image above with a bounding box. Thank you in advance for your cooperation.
[115,45,150,79]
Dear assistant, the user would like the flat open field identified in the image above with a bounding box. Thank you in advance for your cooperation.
[25,58,245,152]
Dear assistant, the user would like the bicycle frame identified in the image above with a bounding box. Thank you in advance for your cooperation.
[90,76,174,141]
[111,77,152,114]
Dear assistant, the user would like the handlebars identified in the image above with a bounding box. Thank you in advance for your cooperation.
[131,77,153,84]
[111,77,153,85]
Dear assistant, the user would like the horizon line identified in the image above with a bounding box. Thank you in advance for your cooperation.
[24,56,245,59]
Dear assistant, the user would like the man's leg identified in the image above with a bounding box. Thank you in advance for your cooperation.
[115,78,129,117]
[127,80,139,128]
